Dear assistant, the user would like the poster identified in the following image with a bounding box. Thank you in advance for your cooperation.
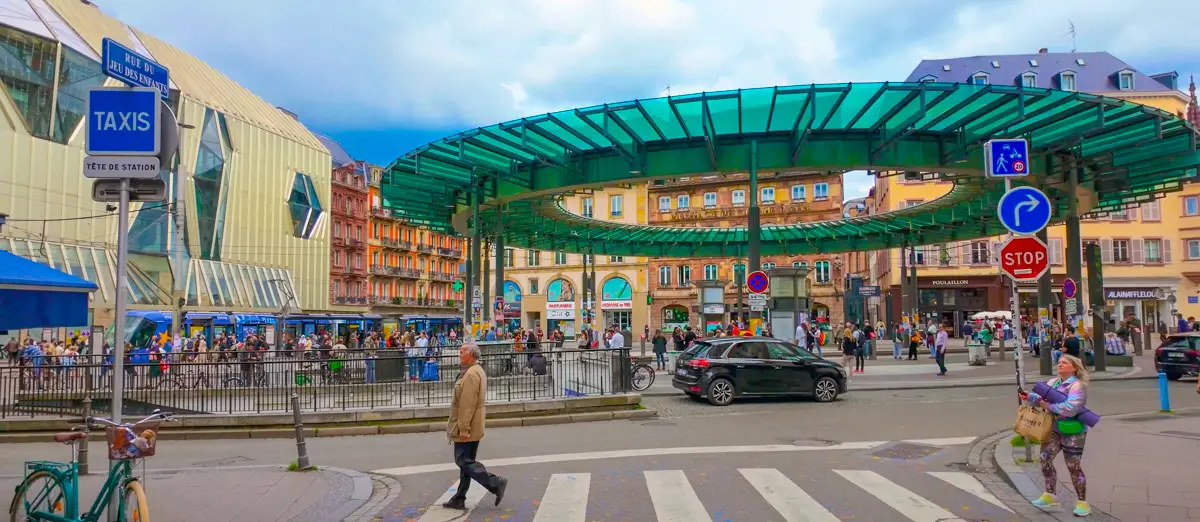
[189,326,206,339]
[264,325,276,345]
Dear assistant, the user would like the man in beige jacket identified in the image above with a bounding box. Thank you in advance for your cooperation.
[442,342,508,510]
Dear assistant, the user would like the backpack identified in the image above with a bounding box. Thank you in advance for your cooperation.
[419,360,440,381]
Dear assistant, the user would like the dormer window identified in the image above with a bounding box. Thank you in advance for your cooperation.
[1118,70,1134,90]
[1060,72,1077,91]
[971,72,989,85]
[1021,73,1037,88]
[918,74,937,83]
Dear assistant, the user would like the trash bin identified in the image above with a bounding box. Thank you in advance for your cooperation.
[966,342,988,366]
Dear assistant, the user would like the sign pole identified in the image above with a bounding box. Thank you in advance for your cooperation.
[111,177,130,425]
[1005,178,1026,394]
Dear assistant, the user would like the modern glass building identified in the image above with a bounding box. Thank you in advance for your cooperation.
[0,0,334,336]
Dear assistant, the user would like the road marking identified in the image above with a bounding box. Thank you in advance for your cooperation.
[834,470,965,522]
[739,468,840,522]
[927,471,1013,513]
[532,473,590,522]
[644,470,709,522]
[372,437,975,476]
[417,479,487,522]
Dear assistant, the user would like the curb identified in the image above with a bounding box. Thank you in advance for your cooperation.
[343,474,402,522]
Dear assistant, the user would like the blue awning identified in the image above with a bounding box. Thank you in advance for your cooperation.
[0,250,97,330]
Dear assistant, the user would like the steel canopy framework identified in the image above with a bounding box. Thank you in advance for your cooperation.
[381,82,1200,257]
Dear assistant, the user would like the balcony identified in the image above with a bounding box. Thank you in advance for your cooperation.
[371,206,393,219]
[428,271,456,282]
[331,177,368,193]
[416,244,434,254]
[436,247,463,258]
[332,236,346,247]
[349,238,365,249]
[368,266,422,279]
[332,295,368,305]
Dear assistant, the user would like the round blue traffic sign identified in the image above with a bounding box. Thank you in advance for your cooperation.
[1063,278,1077,299]
[746,271,769,294]
[997,186,1052,235]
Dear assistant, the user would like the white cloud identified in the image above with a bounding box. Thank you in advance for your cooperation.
[96,0,1199,133]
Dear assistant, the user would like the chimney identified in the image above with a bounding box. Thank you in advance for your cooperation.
[1038,48,1048,54]
[276,107,299,120]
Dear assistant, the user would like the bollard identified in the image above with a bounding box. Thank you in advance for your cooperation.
[290,394,311,469]
[1158,372,1172,412]
[79,398,91,475]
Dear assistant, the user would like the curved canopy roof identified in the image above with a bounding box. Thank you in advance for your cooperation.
[381,82,1200,257]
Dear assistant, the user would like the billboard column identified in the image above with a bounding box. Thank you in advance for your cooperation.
[467,175,482,333]
[482,239,491,323]
[494,202,505,327]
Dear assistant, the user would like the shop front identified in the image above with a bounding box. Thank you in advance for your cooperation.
[892,277,1004,336]
[601,277,634,332]
[1102,284,1174,333]
[502,280,523,330]
[546,277,577,338]
[1014,275,1066,322]
[662,306,689,332]
[547,302,576,338]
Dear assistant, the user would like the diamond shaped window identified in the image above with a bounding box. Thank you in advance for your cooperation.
[194,108,230,260]
[289,172,322,239]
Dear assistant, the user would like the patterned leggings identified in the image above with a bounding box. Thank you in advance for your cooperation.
[1040,430,1087,500]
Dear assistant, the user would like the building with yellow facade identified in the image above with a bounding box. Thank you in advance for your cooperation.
[489,188,650,339]
[367,168,467,334]
[872,50,1194,334]
[0,0,333,341]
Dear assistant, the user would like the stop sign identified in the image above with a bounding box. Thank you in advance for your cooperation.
[1000,236,1049,281]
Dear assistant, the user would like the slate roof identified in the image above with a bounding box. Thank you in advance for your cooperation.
[906,51,1175,92]
[313,132,355,168]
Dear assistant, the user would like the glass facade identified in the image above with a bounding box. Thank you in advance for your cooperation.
[52,46,103,141]
[194,108,230,260]
[288,172,323,239]
[0,23,56,138]
[0,238,297,312]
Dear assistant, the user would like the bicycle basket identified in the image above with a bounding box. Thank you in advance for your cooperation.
[106,422,160,460]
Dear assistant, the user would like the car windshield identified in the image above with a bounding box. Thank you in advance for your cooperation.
[1162,337,1197,350]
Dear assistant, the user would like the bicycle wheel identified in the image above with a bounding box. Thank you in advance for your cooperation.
[154,376,183,390]
[9,470,66,522]
[119,480,150,522]
[631,364,655,391]
[221,376,245,388]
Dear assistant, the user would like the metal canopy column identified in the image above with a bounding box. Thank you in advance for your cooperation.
[494,203,505,327]
[1037,227,1053,376]
[900,246,909,326]
[483,238,491,324]
[748,140,762,324]
[1066,163,1088,359]
[468,175,482,334]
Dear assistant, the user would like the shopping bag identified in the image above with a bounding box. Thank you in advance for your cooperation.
[1014,405,1054,443]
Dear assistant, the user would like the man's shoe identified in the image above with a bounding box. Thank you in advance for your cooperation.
[441,498,467,510]
[493,477,508,506]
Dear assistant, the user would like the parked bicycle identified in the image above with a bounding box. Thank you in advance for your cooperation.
[631,359,655,391]
[154,368,213,390]
[9,410,176,522]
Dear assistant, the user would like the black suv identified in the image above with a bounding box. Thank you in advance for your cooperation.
[671,337,848,406]
[1156,333,1200,380]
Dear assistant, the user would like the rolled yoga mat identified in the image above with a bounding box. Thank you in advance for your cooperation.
[1032,381,1100,427]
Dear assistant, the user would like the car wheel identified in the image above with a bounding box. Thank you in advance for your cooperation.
[813,376,839,403]
[706,378,735,406]
[1167,372,1183,381]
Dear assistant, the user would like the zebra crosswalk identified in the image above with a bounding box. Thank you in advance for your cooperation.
[409,467,1017,522]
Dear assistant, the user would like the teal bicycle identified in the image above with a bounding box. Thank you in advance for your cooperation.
[9,410,176,522]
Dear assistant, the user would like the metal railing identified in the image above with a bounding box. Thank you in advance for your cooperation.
[333,296,368,305]
[0,344,631,418]
[428,271,456,282]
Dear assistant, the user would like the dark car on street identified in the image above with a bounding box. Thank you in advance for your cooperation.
[671,337,848,406]
[1156,333,1200,380]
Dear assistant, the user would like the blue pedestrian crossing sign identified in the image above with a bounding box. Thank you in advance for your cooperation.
[984,138,1029,177]
[996,186,1051,235]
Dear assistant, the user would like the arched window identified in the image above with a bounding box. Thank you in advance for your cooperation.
[678,266,691,286]
[547,278,575,302]
[733,263,746,284]
[815,261,831,283]
[703,264,717,280]
[602,277,632,301]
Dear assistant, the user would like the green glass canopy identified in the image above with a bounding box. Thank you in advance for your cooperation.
[381,82,1199,256]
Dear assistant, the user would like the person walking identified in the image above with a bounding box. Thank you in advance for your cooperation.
[934,325,949,376]
[442,342,508,510]
[840,322,857,370]
[1019,354,1092,517]
[891,323,904,359]
[853,323,866,373]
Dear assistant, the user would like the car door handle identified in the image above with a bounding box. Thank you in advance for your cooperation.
[735,364,745,368]
[772,366,782,370]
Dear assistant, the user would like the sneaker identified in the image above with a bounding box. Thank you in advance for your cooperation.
[1032,492,1059,508]
[441,498,467,510]
[1073,501,1091,517]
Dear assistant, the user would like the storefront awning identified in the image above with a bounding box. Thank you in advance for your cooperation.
[0,250,97,330]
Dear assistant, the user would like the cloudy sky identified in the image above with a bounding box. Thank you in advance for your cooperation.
[99,0,1198,201]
